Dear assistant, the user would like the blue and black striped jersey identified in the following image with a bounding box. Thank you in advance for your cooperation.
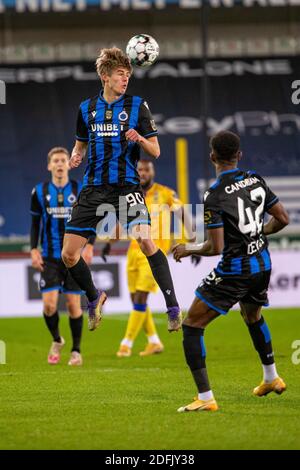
[204,168,279,277]
[76,92,158,187]
[30,180,82,259]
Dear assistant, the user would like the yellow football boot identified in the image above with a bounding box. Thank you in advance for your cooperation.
[177,397,218,413]
[253,377,287,397]
[116,345,132,357]
[139,342,164,356]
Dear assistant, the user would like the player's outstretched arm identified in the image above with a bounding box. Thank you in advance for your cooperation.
[264,202,290,236]
[172,227,224,262]
[69,140,88,169]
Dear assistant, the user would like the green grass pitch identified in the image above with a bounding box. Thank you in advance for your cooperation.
[0,308,300,450]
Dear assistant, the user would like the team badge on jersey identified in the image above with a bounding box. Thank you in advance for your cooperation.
[57,193,64,204]
[118,110,128,122]
[68,194,76,204]
[105,110,112,120]
[204,210,212,225]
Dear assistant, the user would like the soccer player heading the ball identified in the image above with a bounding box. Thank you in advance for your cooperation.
[173,130,289,412]
[62,47,182,332]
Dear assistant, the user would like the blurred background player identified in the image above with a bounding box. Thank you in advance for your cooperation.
[30,147,95,366]
[173,131,289,413]
[102,159,200,357]
[62,47,182,332]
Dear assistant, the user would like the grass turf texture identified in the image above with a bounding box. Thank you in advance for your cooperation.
[0,308,299,450]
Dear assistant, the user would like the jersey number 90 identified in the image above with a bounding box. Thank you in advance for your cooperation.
[126,192,145,207]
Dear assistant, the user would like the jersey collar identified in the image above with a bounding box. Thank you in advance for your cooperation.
[50,180,70,191]
[218,168,240,179]
[99,90,125,106]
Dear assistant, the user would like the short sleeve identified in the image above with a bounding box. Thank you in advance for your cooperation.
[248,172,279,211]
[204,191,223,229]
[76,106,89,142]
[137,101,158,138]
[30,187,42,216]
[264,182,279,211]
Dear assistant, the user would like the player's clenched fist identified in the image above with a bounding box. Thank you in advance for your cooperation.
[125,128,143,143]
[69,153,83,169]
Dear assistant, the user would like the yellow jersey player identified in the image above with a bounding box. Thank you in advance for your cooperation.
[101,159,199,357]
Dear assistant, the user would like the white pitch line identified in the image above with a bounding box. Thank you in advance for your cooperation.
[0,367,162,376]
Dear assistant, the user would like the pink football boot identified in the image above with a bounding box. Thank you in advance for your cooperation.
[48,337,65,365]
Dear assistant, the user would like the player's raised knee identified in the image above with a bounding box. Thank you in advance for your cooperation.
[61,247,78,268]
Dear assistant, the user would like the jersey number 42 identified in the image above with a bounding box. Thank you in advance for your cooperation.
[238,187,266,237]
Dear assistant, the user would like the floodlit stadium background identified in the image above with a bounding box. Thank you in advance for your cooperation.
[0,1,299,315]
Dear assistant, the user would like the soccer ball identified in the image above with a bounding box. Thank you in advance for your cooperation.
[126,34,159,68]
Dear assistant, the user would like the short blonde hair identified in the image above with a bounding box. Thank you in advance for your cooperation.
[95,47,133,85]
[47,147,70,164]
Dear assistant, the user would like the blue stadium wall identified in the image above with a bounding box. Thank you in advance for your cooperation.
[0,57,299,236]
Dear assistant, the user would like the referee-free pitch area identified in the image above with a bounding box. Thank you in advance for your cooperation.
[0,309,299,450]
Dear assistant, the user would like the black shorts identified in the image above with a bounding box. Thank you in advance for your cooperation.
[195,269,271,315]
[65,184,151,239]
[39,258,83,294]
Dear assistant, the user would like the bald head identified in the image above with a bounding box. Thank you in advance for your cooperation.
[138,160,155,188]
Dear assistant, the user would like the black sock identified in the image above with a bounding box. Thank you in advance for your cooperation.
[43,311,61,343]
[69,315,83,353]
[247,316,275,365]
[182,324,211,393]
[68,257,98,302]
[147,249,178,308]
